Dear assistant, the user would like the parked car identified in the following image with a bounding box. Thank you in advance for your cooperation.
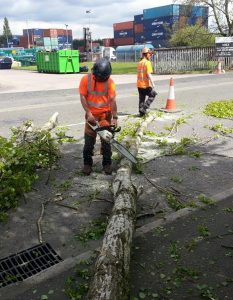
[0,56,13,69]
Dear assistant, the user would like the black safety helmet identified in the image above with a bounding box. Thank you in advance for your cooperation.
[92,58,112,82]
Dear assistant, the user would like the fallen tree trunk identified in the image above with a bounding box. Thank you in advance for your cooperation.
[88,114,156,300]
[14,112,59,143]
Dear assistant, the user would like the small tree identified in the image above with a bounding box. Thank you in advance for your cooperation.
[72,38,85,50]
[170,24,215,47]
[3,17,12,46]
[0,35,5,47]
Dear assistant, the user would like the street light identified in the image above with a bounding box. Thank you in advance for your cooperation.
[86,10,93,61]
[5,33,9,48]
[26,20,30,49]
[65,24,68,49]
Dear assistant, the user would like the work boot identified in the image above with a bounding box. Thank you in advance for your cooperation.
[139,108,146,117]
[83,165,92,175]
[103,165,112,175]
[137,111,145,118]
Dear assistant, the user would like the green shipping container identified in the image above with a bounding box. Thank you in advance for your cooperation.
[36,50,80,73]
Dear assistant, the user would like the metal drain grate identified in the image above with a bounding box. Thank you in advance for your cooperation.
[0,243,62,288]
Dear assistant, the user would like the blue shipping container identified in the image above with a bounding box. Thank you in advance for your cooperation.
[187,16,197,25]
[114,29,134,39]
[143,4,180,20]
[23,28,44,37]
[203,6,209,16]
[134,14,143,24]
[151,39,169,48]
[58,35,73,43]
[143,16,179,31]
[203,16,208,28]
[144,30,169,40]
[145,27,169,34]
[191,6,205,17]
[187,16,208,27]
[179,5,192,17]
[33,28,44,35]
[134,33,145,43]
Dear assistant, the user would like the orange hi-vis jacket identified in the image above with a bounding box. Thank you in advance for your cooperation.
[137,58,153,89]
[79,74,116,114]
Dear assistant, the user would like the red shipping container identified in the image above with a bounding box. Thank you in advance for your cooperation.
[102,38,114,47]
[113,21,134,31]
[134,23,143,33]
[57,29,65,35]
[114,37,134,46]
[44,29,58,37]
[19,35,34,48]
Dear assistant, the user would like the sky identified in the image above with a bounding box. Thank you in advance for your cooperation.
[0,0,175,39]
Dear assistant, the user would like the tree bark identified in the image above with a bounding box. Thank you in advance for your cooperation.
[41,112,59,131]
[14,112,59,144]
[88,114,155,300]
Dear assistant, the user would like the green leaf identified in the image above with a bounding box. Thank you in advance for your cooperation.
[139,292,146,299]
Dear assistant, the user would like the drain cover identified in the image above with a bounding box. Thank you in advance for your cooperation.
[0,243,62,288]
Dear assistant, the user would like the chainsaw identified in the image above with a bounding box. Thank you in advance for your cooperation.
[87,122,137,164]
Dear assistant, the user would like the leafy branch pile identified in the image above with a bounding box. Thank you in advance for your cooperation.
[208,123,233,135]
[0,120,74,222]
[203,100,233,118]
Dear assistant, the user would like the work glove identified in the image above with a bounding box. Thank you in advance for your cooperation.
[97,129,113,142]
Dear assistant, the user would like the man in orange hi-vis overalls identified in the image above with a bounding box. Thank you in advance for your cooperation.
[79,58,118,175]
[137,47,157,117]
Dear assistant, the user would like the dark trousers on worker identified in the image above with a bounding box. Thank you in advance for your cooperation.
[138,87,157,115]
[83,134,112,166]
[83,111,112,167]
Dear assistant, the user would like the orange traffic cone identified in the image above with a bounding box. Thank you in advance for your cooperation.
[160,78,181,113]
[214,61,225,74]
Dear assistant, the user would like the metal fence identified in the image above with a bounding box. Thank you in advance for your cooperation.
[116,51,142,62]
[116,46,233,74]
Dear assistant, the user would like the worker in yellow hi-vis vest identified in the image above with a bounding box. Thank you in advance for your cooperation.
[136,47,157,117]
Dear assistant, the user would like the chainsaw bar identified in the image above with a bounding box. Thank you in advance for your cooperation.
[87,121,137,164]
[111,139,137,164]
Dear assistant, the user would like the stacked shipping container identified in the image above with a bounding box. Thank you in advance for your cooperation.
[20,28,73,49]
[3,35,21,47]
[102,38,114,47]
[113,21,134,46]
[143,4,209,47]
[134,14,144,44]
[113,4,208,48]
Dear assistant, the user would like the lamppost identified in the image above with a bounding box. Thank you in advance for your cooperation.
[26,20,30,49]
[65,24,68,49]
[5,33,9,48]
[86,10,93,61]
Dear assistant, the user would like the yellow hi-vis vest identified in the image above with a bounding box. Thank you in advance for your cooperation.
[137,58,152,88]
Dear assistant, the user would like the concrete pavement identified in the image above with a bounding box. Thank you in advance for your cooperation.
[0,70,233,299]
[0,69,214,94]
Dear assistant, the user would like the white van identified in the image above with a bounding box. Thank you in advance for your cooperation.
[103,47,116,61]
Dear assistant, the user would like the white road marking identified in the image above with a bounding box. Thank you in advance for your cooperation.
[58,122,85,127]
